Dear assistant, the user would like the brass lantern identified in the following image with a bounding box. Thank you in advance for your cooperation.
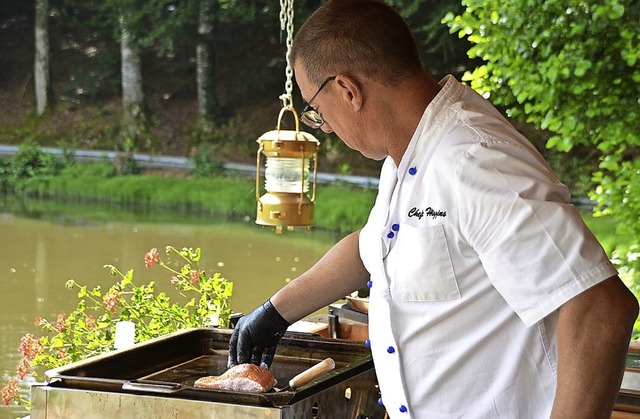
[256,106,320,233]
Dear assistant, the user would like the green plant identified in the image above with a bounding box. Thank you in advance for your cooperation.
[0,158,10,192]
[191,144,226,177]
[613,245,640,339]
[1,141,77,193]
[61,160,117,178]
[115,138,141,175]
[1,245,233,408]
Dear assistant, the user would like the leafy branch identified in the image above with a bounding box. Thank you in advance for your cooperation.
[2,245,233,407]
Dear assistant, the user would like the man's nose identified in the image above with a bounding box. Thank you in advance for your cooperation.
[321,120,333,133]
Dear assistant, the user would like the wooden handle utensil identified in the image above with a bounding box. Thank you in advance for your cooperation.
[288,357,335,390]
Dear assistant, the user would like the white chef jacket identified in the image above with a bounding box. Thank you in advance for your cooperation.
[359,75,618,418]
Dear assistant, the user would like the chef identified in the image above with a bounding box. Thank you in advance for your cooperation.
[227,1,638,417]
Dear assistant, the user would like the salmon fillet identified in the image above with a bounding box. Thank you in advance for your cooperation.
[194,363,277,393]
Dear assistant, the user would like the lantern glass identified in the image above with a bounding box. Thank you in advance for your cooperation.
[265,156,310,194]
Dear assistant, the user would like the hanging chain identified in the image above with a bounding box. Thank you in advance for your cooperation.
[279,0,295,108]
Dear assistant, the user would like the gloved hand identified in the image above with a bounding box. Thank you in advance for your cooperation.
[227,299,290,368]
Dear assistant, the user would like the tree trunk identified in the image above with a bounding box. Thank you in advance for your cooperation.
[120,14,146,147]
[196,0,222,122]
[34,0,50,116]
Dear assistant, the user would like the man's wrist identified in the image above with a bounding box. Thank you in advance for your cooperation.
[264,299,291,327]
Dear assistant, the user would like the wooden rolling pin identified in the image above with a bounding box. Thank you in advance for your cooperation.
[288,357,336,390]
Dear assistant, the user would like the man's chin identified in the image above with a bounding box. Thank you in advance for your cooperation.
[340,139,386,161]
[359,150,386,161]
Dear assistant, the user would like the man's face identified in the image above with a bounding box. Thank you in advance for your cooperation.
[295,64,335,135]
[295,63,382,160]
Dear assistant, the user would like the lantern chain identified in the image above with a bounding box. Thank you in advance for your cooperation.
[279,0,295,108]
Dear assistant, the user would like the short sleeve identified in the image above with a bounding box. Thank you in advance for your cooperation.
[455,140,617,326]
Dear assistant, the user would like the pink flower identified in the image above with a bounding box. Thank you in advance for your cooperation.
[54,313,67,333]
[18,333,42,361]
[189,270,202,285]
[85,315,96,329]
[145,248,160,268]
[103,290,122,314]
[170,276,179,286]
[1,378,20,406]
[56,347,68,360]
[16,358,31,380]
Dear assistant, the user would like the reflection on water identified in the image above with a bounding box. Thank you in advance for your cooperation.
[0,207,339,418]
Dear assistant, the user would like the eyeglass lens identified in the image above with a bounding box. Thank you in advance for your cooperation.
[299,76,336,129]
[300,110,324,128]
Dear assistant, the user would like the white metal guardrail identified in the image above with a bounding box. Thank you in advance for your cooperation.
[0,144,380,188]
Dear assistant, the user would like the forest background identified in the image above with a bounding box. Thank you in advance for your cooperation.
[0,0,638,299]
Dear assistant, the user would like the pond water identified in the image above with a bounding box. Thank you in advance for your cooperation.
[0,206,340,418]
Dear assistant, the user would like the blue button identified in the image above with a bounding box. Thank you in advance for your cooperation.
[387,231,395,239]
[399,404,408,413]
[387,346,395,354]
[367,280,373,288]
[378,398,384,407]
[364,339,371,347]
[408,166,417,175]
[391,223,400,231]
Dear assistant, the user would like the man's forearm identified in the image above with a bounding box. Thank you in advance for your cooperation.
[551,276,638,418]
[270,230,370,323]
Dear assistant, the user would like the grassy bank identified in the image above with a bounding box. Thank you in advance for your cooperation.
[0,142,378,233]
[6,166,625,249]
[7,169,376,234]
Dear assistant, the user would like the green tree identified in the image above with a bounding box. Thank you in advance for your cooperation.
[390,0,481,80]
[54,0,203,147]
[444,0,640,326]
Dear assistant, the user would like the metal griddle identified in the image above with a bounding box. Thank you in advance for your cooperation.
[31,328,385,418]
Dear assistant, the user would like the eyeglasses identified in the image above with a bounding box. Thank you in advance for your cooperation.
[300,76,336,129]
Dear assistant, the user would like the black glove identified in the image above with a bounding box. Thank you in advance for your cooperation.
[227,299,290,368]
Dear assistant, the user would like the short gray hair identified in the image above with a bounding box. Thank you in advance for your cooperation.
[291,0,423,87]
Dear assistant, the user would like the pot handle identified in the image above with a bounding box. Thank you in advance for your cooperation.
[122,379,184,394]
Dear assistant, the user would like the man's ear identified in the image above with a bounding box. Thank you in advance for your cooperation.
[334,75,363,112]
